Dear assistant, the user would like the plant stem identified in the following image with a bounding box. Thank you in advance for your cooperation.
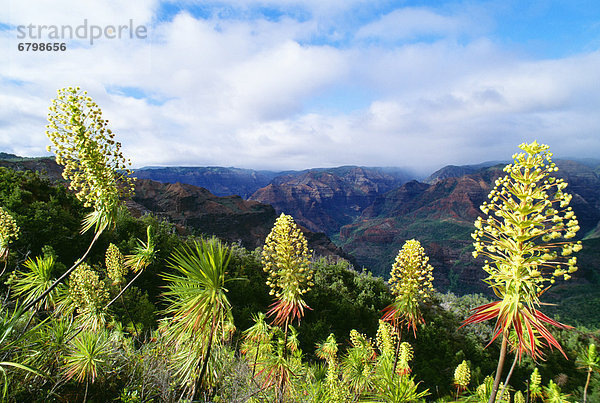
[197,314,217,394]
[489,331,508,403]
[498,352,518,401]
[583,369,591,403]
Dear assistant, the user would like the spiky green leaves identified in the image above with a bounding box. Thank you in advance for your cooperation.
[262,213,314,326]
[11,255,62,310]
[0,207,19,261]
[46,87,134,234]
[62,330,111,384]
[382,239,434,335]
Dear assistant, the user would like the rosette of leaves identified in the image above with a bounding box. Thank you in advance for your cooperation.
[342,329,376,395]
[11,254,63,310]
[382,239,434,336]
[0,206,19,262]
[46,86,134,234]
[576,343,599,403]
[262,213,314,327]
[464,141,582,402]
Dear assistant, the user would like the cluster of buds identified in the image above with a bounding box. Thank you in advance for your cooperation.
[388,239,434,301]
[383,239,435,335]
[471,141,581,301]
[105,243,127,285]
[46,87,135,233]
[376,320,397,358]
[0,207,19,260]
[69,263,109,317]
[453,360,470,392]
[396,342,414,375]
[262,213,313,325]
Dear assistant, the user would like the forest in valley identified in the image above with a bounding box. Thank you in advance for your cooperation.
[0,87,599,403]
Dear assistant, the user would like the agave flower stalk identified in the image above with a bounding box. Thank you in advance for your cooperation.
[464,141,582,403]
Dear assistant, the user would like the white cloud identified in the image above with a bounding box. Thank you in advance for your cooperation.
[1,1,599,174]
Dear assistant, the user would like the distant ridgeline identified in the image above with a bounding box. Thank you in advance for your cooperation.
[3,152,600,300]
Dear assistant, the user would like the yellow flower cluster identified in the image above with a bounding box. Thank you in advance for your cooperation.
[453,360,470,389]
[389,239,434,302]
[397,342,414,374]
[375,320,397,358]
[105,243,127,285]
[471,141,582,300]
[46,87,134,233]
[262,213,314,301]
[69,263,109,316]
[0,207,19,260]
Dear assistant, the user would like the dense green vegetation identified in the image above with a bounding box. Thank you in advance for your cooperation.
[0,163,598,401]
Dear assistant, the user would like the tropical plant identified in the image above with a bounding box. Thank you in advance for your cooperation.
[0,206,19,264]
[454,360,471,397]
[342,329,376,395]
[262,213,314,327]
[68,263,111,331]
[465,141,582,402]
[0,307,44,400]
[382,239,435,337]
[529,367,543,402]
[46,86,134,234]
[242,312,272,378]
[162,238,233,398]
[11,254,63,310]
[25,87,134,311]
[576,343,600,403]
[62,329,112,402]
[542,380,572,403]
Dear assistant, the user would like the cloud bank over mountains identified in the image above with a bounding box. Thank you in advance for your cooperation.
[1,0,599,172]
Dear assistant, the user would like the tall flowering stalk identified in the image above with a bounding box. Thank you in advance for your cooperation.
[262,213,314,327]
[463,141,582,403]
[25,87,134,311]
[261,213,313,401]
[0,207,19,274]
[46,86,134,234]
[382,239,434,336]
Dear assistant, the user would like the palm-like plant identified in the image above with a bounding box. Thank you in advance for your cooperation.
[11,255,64,311]
[62,329,111,402]
[576,343,600,403]
[464,141,581,403]
[542,380,572,403]
[262,213,314,327]
[242,312,272,378]
[162,238,233,397]
[342,329,376,395]
[0,307,44,400]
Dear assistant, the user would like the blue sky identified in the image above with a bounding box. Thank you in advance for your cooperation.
[1,0,599,173]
